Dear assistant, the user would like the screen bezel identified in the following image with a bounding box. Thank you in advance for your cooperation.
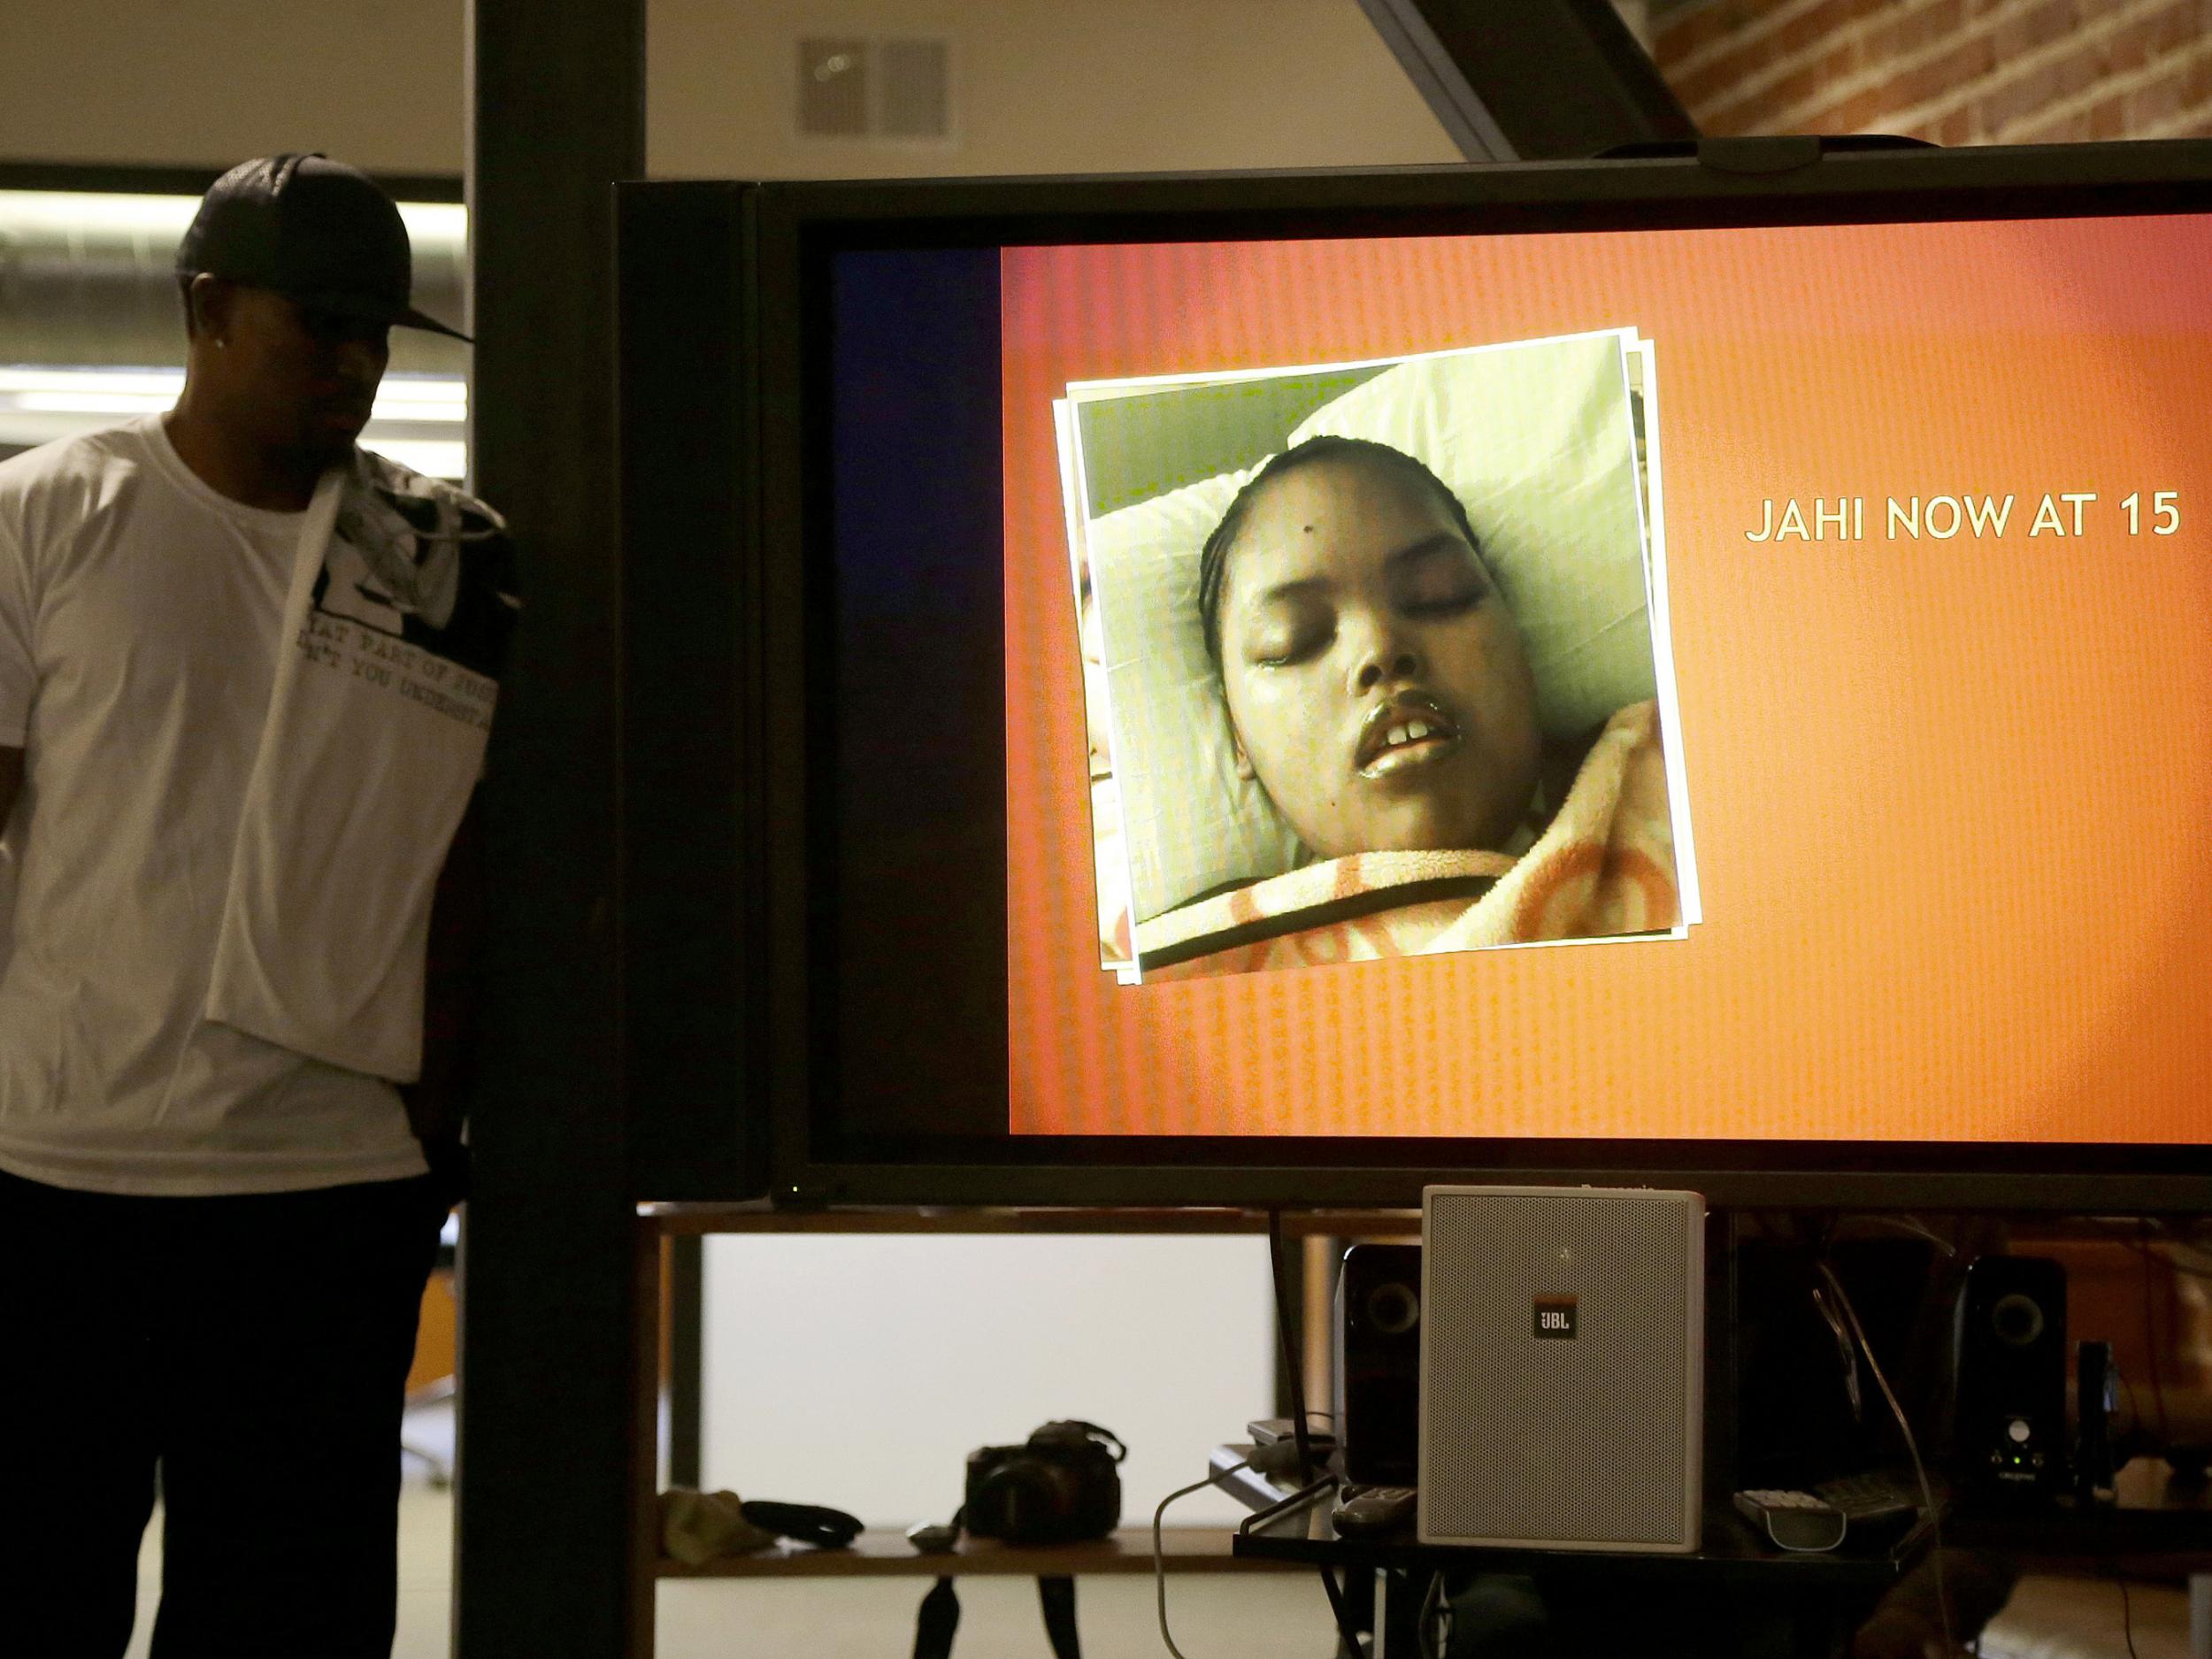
[740,142,2212,1212]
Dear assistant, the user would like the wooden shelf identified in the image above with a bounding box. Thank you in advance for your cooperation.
[637,1202,1420,1239]
[626,1202,1405,1653]
[656,1525,1297,1578]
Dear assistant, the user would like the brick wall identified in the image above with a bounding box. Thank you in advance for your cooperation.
[1650,0,2212,144]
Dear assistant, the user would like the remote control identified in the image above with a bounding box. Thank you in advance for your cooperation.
[1332,1485,1417,1538]
[1813,1471,1920,1545]
[1733,1489,1847,1553]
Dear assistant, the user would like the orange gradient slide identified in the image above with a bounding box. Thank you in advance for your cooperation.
[1002,216,2212,1147]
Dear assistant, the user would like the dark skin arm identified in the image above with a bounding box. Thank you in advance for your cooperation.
[400,788,484,1202]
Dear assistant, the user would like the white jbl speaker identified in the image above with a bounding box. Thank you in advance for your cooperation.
[1418,1185,1705,1552]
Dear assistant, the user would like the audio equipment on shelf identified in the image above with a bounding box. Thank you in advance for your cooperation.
[1419,1186,1705,1552]
[1953,1254,2068,1501]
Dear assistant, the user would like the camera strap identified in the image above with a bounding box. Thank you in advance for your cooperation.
[910,1575,1081,1659]
[912,1578,959,1659]
[1038,1575,1080,1657]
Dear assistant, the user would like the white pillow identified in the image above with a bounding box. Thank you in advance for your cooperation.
[1086,467,1306,927]
[1083,331,1654,925]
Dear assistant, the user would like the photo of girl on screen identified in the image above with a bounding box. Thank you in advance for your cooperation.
[1056,329,1696,981]
[1199,435,1543,863]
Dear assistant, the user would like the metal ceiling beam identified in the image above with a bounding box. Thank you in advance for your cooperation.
[1357,0,1698,161]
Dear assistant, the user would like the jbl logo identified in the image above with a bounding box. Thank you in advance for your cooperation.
[1533,1296,1578,1340]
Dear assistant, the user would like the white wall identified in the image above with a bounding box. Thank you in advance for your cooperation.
[701,1234,1276,1527]
[1,0,466,174]
[4,0,1455,178]
[649,0,1455,177]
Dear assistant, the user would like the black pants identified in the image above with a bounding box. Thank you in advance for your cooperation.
[0,1166,447,1659]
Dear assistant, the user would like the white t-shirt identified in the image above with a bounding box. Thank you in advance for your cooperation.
[0,417,428,1195]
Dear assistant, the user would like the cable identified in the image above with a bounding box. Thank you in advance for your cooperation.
[1816,1260,1954,1658]
[1266,1208,1370,1658]
[1264,1209,1323,1483]
[1156,1444,1328,1659]
[1417,1566,1448,1659]
[1828,1212,1961,1258]
[1153,1471,1221,1659]
[2114,1571,2140,1659]
[1809,1283,1863,1423]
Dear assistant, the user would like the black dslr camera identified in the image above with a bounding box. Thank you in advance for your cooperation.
[963,1420,1125,1544]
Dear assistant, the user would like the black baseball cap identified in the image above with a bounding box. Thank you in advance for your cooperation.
[176,153,470,342]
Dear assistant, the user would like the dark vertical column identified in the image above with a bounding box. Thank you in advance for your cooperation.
[457,0,644,1654]
[667,1236,703,1489]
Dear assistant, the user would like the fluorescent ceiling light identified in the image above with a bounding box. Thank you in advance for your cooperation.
[0,368,186,396]
[397,202,466,248]
[0,190,198,237]
[0,367,465,423]
[0,190,465,257]
[0,368,469,480]
[15,394,162,415]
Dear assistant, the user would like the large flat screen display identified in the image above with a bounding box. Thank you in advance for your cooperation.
[995,214,2208,1149]
[629,149,2212,1207]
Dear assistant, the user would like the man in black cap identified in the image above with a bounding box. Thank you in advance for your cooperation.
[0,155,506,1658]
[171,151,471,511]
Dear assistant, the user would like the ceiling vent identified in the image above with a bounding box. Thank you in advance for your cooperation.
[798,36,954,142]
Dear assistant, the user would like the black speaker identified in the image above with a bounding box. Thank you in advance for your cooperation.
[1954,1255,2068,1499]
[1335,1242,1421,1486]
